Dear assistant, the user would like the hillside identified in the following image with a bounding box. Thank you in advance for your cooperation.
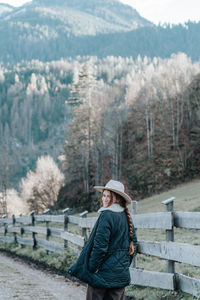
[0,1,200,62]
[136,178,200,214]
[1,0,151,35]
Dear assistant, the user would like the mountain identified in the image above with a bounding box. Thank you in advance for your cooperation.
[1,0,152,36]
[0,3,14,16]
[0,0,154,63]
[0,0,200,63]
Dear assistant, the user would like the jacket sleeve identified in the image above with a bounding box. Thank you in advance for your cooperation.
[130,223,138,265]
[88,211,111,273]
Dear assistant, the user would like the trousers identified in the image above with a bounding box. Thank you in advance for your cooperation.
[86,284,125,300]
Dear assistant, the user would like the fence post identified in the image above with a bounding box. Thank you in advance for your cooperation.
[80,210,88,244]
[43,209,51,254]
[130,200,138,268]
[162,197,175,274]
[19,213,24,248]
[63,208,70,248]
[2,214,7,242]
[29,210,36,250]
[12,214,17,244]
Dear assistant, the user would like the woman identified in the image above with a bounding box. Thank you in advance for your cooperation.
[68,179,138,300]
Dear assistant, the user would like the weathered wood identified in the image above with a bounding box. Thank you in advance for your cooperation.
[17,236,34,246]
[175,273,200,298]
[80,211,88,242]
[46,221,50,254]
[12,215,17,243]
[64,209,69,248]
[162,198,175,274]
[49,228,85,248]
[0,228,5,234]
[130,268,175,290]
[131,201,138,215]
[49,227,62,238]
[36,238,63,253]
[15,216,32,224]
[79,217,98,228]
[23,226,47,235]
[68,215,81,225]
[132,212,173,229]
[35,215,64,223]
[174,212,200,229]
[0,236,15,243]
[162,197,176,206]
[30,210,36,249]
[138,241,200,267]
[7,227,21,234]
[52,212,173,229]
[0,218,13,224]
[80,210,88,217]
[60,231,85,247]
[68,215,98,227]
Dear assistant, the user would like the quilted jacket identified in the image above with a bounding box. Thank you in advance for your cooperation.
[68,204,138,288]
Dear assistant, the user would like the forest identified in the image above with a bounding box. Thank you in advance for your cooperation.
[1,16,200,63]
[0,52,200,213]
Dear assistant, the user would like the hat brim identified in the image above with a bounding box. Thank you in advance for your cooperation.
[94,186,132,204]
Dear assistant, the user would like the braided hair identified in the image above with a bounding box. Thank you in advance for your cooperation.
[113,193,134,255]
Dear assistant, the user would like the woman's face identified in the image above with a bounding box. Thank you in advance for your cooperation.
[102,190,112,208]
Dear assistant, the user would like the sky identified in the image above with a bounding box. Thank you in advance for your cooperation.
[121,0,200,25]
[1,0,200,25]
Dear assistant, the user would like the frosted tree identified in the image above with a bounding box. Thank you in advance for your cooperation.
[5,189,28,216]
[20,155,64,213]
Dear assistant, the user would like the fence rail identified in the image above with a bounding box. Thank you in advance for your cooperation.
[0,198,200,298]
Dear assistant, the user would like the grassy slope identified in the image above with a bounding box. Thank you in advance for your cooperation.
[135,178,200,214]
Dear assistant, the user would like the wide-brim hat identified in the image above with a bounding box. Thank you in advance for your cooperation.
[94,179,132,204]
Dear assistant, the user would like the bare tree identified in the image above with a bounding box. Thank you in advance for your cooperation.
[20,155,64,213]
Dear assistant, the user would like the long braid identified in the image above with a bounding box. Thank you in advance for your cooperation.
[111,192,134,255]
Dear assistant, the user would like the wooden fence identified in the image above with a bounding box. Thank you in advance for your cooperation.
[0,197,200,298]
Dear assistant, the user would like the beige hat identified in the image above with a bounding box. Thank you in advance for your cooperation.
[94,179,132,204]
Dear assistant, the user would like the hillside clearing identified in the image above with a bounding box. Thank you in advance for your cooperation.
[135,178,200,214]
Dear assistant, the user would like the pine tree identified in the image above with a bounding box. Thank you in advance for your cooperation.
[64,60,97,203]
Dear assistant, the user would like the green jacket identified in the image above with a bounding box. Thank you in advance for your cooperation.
[68,204,138,288]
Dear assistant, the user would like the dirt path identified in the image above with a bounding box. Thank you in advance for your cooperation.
[0,252,86,300]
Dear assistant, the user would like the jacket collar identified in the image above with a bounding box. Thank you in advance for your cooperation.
[98,203,124,213]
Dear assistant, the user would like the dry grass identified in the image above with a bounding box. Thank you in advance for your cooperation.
[135,178,200,214]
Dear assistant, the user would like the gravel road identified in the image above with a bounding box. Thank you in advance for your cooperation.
[0,252,86,300]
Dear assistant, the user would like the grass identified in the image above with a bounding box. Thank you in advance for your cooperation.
[0,177,200,299]
[134,178,200,214]
[125,285,197,300]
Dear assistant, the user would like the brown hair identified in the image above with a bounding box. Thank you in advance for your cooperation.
[100,190,134,255]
